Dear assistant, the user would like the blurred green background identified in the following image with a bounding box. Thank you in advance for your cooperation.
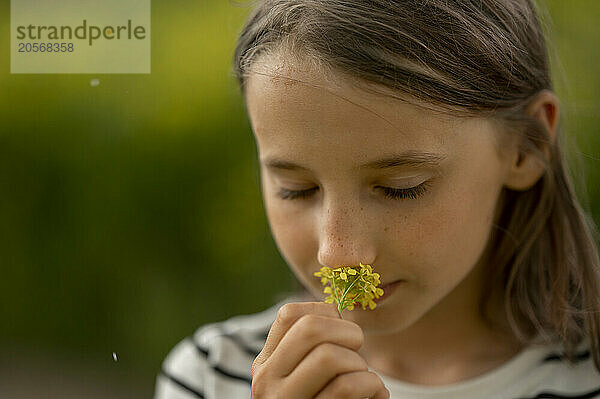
[0,0,598,397]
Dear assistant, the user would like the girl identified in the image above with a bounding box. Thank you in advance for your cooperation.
[155,0,600,398]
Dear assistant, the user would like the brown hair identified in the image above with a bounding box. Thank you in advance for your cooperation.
[231,0,600,371]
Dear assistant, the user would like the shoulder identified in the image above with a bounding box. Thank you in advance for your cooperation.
[522,339,600,398]
[153,294,303,399]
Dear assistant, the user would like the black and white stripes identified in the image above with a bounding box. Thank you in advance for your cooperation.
[516,386,600,399]
[543,350,591,364]
[154,300,285,399]
[154,298,600,399]
[159,366,206,399]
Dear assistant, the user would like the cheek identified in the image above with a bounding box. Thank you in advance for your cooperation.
[388,172,500,285]
[263,185,316,279]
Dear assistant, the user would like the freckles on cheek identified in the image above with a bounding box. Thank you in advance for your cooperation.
[413,187,497,277]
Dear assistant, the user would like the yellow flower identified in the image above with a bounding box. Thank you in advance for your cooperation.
[313,262,385,318]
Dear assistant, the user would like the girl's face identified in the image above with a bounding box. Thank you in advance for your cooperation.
[244,56,513,333]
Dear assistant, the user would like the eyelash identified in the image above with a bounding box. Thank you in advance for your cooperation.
[276,181,431,201]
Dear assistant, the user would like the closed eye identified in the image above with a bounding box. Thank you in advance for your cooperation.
[276,181,431,201]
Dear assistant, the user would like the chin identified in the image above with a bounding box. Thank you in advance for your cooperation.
[346,300,425,335]
[352,315,407,335]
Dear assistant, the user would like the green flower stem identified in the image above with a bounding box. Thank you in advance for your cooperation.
[331,277,343,319]
[336,275,364,317]
[339,276,360,307]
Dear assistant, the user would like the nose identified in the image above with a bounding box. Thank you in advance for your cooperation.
[316,200,376,268]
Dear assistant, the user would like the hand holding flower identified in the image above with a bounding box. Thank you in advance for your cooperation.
[251,302,390,399]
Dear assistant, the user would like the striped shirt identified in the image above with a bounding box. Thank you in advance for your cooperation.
[154,296,600,399]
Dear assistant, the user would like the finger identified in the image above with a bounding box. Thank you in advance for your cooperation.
[268,314,363,377]
[282,343,368,398]
[314,370,390,399]
[252,302,340,373]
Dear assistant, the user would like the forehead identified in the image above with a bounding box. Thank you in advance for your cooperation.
[244,55,468,162]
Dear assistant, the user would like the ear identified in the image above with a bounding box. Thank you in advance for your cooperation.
[503,90,560,191]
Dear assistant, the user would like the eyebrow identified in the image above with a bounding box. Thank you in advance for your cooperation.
[263,151,447,172]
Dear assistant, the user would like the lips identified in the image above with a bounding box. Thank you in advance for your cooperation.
[373,280,403,303]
